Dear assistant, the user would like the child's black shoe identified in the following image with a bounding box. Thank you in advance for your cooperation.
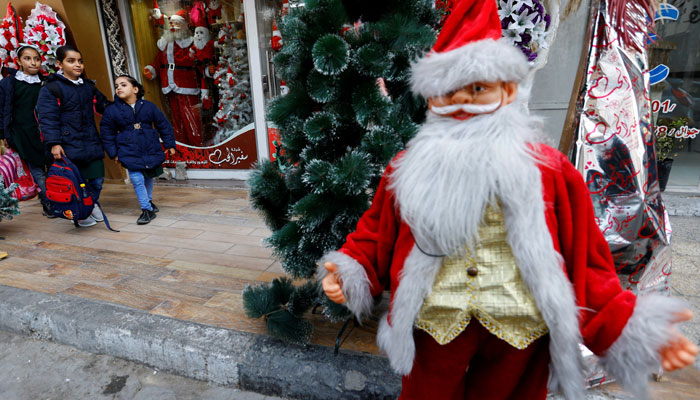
[150,201,159,213]
[42,203,57,219]
[137,209,157,225]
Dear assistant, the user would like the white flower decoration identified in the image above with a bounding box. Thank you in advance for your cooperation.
[508,9,537,33]
[498,0,519,20]
[503,29,522,45]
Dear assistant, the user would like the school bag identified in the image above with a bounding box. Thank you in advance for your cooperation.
[0,149,39,201]
[45,156,118,231]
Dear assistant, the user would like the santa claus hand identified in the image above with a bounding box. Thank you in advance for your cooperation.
[322,262,346,304]
[143,68,153,81]
[660,310,698,371]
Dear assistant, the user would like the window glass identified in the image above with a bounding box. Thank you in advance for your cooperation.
[129,0,257,169]
[650,1,700,189]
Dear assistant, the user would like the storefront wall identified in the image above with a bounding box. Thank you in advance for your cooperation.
[530,0,591,145]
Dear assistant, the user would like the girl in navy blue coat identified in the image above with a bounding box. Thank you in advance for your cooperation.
[36,45,110,227]
[100,75,176,225]
[0,45,53,218]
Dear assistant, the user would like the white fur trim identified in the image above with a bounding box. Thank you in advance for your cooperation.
[157,37,168,51]
[318,251,373,320]
[145,65,157,79]
[376,245,443,375]
[410,39,529,98]
[177,37,194,48]
[600,294,688,399]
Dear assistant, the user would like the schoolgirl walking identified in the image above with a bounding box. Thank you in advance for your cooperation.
[0,44,52,217]
[100,75,176,225]
[36,45,111,227]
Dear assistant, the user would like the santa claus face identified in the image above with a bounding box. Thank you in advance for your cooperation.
[194,27,211,43]
[170,17,187,32]
[208,0,220,9]
[428,81,518,121]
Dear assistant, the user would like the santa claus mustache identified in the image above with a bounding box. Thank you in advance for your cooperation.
[430,100,502,116]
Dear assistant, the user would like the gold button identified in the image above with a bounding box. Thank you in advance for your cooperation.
[467,267,478,277]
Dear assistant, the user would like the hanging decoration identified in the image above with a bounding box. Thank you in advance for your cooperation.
[0,2,23,70]
[22,1,66,74]
[570,0,670,295]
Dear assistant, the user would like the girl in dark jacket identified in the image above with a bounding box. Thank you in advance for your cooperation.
[0,45,54,217]
[100,75,176,225]
[36,45,110,227]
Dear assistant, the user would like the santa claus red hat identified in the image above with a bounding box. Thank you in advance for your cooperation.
[169,9,188,22]
[410,0,528,98]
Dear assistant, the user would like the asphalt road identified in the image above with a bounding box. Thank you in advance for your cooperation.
[0,330,286,400]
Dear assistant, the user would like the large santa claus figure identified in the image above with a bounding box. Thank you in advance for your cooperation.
[144,10,203,146]
[320,1,698,399]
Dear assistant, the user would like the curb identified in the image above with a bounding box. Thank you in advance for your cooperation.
[0,285,400,399]
[662,192,700,217]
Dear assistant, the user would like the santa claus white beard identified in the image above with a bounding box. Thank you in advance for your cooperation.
[389,99,548,257]
[194,36,209,50]
[158,27,193,49]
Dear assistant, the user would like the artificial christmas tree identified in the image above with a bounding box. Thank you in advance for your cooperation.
[245,0,440,344]
[0,183,19,223]
[211,23,253,144]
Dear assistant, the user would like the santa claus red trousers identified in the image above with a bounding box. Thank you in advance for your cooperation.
[167,92,203,146]
[400,323,550,400]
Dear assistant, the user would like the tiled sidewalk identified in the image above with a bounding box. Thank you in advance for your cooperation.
[1,183,699,399]
[0,183,379,354]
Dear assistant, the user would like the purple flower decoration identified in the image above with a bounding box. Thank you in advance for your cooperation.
[498,0,551,63]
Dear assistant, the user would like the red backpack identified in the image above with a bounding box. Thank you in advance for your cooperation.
[0,149,38,201]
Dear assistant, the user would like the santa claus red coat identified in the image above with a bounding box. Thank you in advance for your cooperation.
[146,37,199,96]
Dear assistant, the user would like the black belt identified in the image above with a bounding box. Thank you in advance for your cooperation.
[160,63,196,71]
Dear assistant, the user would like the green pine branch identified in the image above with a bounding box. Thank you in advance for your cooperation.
[247,0,439,344]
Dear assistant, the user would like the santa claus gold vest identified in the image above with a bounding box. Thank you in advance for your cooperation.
[415,201,548,348]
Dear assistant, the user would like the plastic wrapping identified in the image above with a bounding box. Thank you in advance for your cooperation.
[571,0,671,295]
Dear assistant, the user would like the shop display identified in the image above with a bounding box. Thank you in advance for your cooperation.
[136,0,256,170]
[21,2,66,74]
[0,3,23,71]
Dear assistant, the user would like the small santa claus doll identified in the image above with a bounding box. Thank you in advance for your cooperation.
[206,0,222,25]
[144,10,204,146]
[320,0,698,399]
[149,0,165,28]
[190,25,215,77]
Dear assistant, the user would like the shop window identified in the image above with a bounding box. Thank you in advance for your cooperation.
[127,0,257,170]
[650,1,700,189]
